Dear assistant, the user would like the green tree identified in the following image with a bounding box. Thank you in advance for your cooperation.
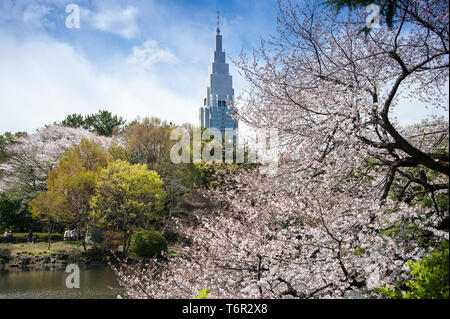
[84,110,126,137]
[108,143,132,162]
[123,118,194,219]
[60,110,126,137]
[28,189,68,250]
[60,114,87,129]
[0,191,38,232]
[46,138,113,250]
[324,0,398,28]
[125,117,173,171]
[90,160,166,254]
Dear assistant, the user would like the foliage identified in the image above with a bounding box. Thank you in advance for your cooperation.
[376,240,449,299]
[86,227,104,245]
[0,132,26,163]
[117,118,255,222]
[28,190,67,225]
[61,110,126,137]
[120,118,225,225]
[90,160,167,253]
[189,162,249,189]
[0,191,38,232]
[28,188,68,250]
[324,0,398,27]
[120,118,184,214]
[0,126,112,192]
[101,231,122,252]
[108,143,131,162]
[84,110,126,137]
[193,289,210,299]
[112,0,448,299]
[35,138,113,250]
[130,230,168,258]
[124,117,173,170]
[60,114,86,129]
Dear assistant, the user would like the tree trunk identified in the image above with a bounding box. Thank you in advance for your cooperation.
[82,223,88,251]
[47,222,53,251]
[126,233,132,253]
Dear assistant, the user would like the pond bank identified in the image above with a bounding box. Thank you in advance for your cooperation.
[0,264,122,299]
[0,242,129,270]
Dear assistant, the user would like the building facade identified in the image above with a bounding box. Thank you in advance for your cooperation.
[199,17,238,137]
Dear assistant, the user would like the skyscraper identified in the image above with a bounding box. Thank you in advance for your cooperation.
[199,11,238,137]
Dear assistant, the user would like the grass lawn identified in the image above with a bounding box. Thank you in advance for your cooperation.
[0,241,88,257]
[1,240,183,260]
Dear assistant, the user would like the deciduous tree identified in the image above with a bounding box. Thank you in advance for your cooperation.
[46,138,113,250]
[90,160,166,254]
[0,126,112,192]
[28,188,67,250]
[112,0,448,299]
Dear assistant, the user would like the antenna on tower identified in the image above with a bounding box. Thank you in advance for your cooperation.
[216,10,220,34]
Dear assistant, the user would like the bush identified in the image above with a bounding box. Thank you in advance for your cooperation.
[130,230,167,258]
[193,289,210,299]
[376,240,449,299]
[0,192,37,232]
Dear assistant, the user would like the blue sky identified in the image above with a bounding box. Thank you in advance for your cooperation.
[0,0,447,134]
[0,0,279,133]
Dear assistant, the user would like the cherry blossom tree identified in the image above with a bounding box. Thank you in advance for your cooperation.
[232,0,448,203]
[0,125,114,192]
[112,0,448,299]
[111,165,447,299]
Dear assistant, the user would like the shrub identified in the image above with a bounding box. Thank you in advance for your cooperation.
[193,289,210,299]
[130,231,167,258]
[0,192,37,232]
[376,240,449,299]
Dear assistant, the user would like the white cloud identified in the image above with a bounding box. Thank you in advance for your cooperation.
[89,6,139,39]
[0,31,196,134]
[127,40,178,68]
[0,0,445,137]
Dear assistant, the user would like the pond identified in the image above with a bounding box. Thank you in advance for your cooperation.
[0,264,123,299]
[0,264,368,299]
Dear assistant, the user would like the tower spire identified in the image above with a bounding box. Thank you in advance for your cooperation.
[216,10,220,34]
[200,10,238,133]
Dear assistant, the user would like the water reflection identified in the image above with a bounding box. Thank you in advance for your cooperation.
[0,265,123,299]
